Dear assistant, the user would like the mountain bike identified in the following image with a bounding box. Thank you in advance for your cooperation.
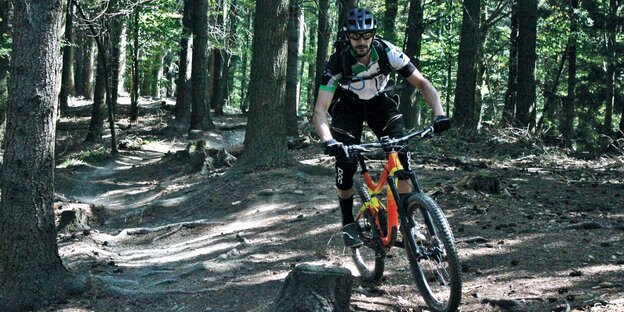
[347,126,462,312]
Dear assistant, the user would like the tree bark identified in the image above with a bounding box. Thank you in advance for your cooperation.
[444,0,454,115]
[453,0,480,130]
[502,0,519,126]
[561,0,578,144]
[306,18,317,110]
[86,56,107,142]
[109,5,125,112]
[60,0,75,114]
[84,33,96,100]
[285,0,302,136]
[117,22,128,95]
[130,5,140,121]
[383,0,399,43]
[152,52,164,98]
[239,13,251,114]
[0,1,85,310]
[337,0,356,33]
[313,0,330,107]
[175,0,193,124]
[190,0,214,130]
[234,0,290,171]
[210,49,225,116]
[516,0,538,129]
[603,0,616,132]
[399,0,424,130]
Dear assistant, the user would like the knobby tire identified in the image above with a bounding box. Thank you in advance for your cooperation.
[402,192,462,312]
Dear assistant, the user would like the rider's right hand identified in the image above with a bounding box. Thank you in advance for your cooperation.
[433,115,451,133]
[323,139,349,158]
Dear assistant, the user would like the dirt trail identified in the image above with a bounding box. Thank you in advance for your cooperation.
[46,104,624,312]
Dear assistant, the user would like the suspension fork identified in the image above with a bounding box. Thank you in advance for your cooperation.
[396,169,437,239]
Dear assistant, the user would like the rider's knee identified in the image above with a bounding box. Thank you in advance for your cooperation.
[335,156,357,190]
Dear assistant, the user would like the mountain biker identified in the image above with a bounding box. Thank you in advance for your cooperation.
[312,8,450,248]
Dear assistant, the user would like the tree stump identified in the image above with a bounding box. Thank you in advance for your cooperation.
[273,264,353,312]
[55,203,93,231]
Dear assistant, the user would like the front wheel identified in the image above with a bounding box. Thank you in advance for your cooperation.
[402,193,462,312]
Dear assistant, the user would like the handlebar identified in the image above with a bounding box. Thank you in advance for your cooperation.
[346,126,434,155]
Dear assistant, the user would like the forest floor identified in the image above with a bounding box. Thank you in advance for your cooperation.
[43,97,624,312]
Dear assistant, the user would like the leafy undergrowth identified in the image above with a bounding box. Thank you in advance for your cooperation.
[45,99,624,312]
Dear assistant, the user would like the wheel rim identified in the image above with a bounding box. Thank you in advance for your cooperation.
[407,204,455,309]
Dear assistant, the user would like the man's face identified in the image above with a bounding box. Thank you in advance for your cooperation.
[347,31,375,57]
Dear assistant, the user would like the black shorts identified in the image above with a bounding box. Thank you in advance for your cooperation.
[329,91,405,144]
[329,91,410,190]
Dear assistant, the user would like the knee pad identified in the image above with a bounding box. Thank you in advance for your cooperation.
[398,150,412,179]
[335,157,357,190]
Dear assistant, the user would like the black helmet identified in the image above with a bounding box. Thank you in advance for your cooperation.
[343,8,377,33]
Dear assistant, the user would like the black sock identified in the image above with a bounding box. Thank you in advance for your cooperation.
[339,196,354,225]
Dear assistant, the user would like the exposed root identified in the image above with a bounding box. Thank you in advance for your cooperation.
[109,219,225,244]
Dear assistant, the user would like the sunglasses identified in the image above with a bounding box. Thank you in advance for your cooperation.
[347,31,375,40]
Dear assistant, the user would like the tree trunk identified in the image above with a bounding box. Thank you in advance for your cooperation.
[337,0,356,33]
[110,10,125,112]
[239,13,251,114]
[0,1,85,310]
[190,0,214,130]
[60,0,75,114]
[86,56,107,142]
[383,0,399,43]
[561,0,578,144]
[603,0,616,132]
[444,0,454,115]
[175,0,192,124]
[516,0,538,129]
[306,18,317,110]
[313,0,330,107]
[130,6,140,121]
[224,0,238,111]
[165,54,174,97]
[453,0,480,130]
[234,0,290,171]
[152,53,164,98]
[502,0,519,126]
[211,49,225,116]
[285,0,302,136]
[399,0,424,130]
[117,22,128,95]
[84,34,96,100]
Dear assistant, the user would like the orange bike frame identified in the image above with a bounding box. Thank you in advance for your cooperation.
[355,150,403,248]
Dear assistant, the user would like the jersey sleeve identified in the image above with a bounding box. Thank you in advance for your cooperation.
[319,53,343,93]
[383,40,416,78]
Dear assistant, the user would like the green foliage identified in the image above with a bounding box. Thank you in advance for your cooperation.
[76,147,110,163]
[58,158,87,169]
[0,33,10,59]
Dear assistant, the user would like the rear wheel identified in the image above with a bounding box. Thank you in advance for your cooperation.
[402,193,462,312]
[352,180,385,282]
